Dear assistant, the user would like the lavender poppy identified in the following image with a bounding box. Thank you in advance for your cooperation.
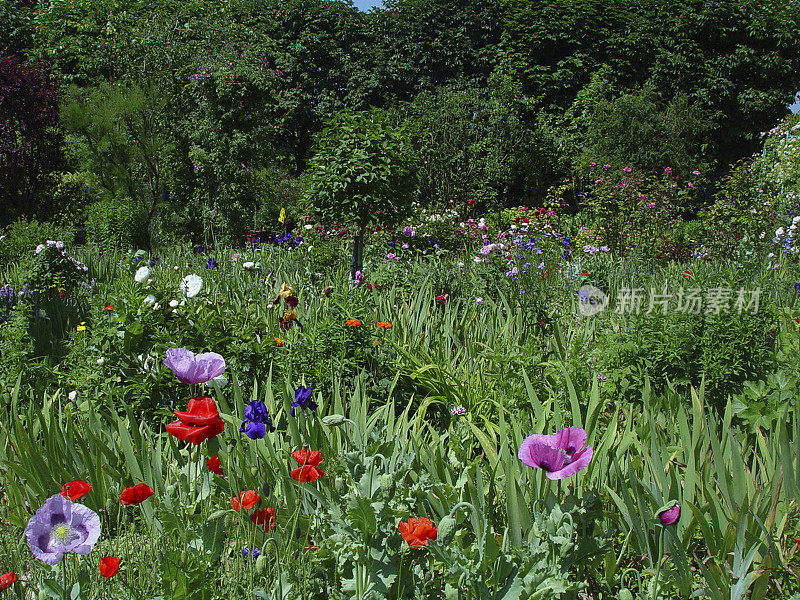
[518,427,593,480]
[25,494,101,565]
[240,400,276,439]
[290,386,317,417]
[163,348,225,384]
[657,503,681,526]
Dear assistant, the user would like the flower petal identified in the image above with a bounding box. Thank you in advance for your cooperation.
[545,445,593,480]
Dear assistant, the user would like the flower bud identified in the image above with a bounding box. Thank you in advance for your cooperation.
[322,414,346,427]
[437,515,457,544]
[379,473,395,498]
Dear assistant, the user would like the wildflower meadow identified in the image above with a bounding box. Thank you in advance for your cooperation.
[2,1,800,599]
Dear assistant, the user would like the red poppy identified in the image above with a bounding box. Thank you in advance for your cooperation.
[795,535,800,549]
[60,479,92,501]
[120,483,154,505]
[682,270,691,278]
[230,490,260,511]
[99,557,120,578]
[58,292,66,298]
[166,396,225,445]
[207,454,223,475]
[467,199,474,206]
[291,449,325,482]
[399,517,437,548]
[103,306,114,311]
[581,270,589,276]
[252,507,277,531]
[0,572,15,590]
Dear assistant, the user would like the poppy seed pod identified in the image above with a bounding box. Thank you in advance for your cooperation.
[437,516,457,544]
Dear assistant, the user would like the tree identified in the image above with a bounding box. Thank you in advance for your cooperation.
[304,109,417,280]
[0,55,63,225]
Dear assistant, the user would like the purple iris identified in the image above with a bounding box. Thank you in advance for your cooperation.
[163,348,226,384]
[206,257,218,269]
[290,386,317,417]
[25,494,101,565]
[518,427,593,480]
[240,400,276,439]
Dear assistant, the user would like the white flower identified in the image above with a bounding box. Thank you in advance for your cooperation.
[173,265,180,271]
[776,227,785,237]
[473,256,483,263]
[304,224,313,230]
[306,246,314,252]
[768,253,776,259]
[134,266,151,283]
[242,261,255,270]
[169,299,179,308]
[35,244,45,254]
[180,274,203,298]
[143,294,156,306]
[457,262,465,267]
[793,216,800,224]
[96,357,105,366]
[68,391,77,401]
[153,303,160,310]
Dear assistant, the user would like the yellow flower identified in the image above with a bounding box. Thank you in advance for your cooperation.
[279,283,294,299]
[373,340,382,346]
[76,322,86,332]
[283,309,297,322]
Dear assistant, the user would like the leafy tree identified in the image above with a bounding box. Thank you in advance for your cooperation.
[394,75,541,210]
[0,0,37,55]
[304,109,417,279]
[0,55,63,225]
[62,82,174,248]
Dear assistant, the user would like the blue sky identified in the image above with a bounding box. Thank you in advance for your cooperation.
[352,0,382,10]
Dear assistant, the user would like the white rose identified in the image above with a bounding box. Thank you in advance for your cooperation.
[134,266,151,283]
[242,261,255,270]
[169,299,179,308]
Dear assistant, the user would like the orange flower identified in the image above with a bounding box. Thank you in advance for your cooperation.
[377,322,392,329]
[345,319,362,327]
[231,490,260,511]
[103,306,114,311]
[274,337,285,347]
[399,517,437,548]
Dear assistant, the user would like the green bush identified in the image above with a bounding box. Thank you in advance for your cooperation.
[86,195,147,248]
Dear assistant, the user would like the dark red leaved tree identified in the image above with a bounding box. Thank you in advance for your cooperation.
[0,55,63,225]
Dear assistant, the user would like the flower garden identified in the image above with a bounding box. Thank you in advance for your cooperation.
[2,1,800,598]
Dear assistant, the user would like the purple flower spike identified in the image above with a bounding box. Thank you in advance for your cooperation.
[518,427,593,480]
[657,503,681,526]
[164,348,225,384]
[25,494,101,565]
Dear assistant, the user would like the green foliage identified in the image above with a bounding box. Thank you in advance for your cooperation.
[0,217,73,269]
[305,109,417,231]
[86,195,147,248]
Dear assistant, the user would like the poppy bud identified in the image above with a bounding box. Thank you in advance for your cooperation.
[657,502,681,526]
[379,473,395,498]
[437,516,457,544]
[619,590,634,600]
[255,554,267,575]
[322,414,346,427]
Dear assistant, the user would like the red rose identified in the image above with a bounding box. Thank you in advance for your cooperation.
[99,557,120,578]
[120,483,154,505]
[207,454,223,475]
[166,396,225,445]
[0,572,16,590]
[252,507,277,531]
[60,479,92,501]
[291,449,324,482]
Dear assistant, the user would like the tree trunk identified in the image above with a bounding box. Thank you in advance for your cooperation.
[350,227,364,283]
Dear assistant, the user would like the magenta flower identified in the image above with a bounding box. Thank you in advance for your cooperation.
[163,348,226,384]
[518,427,593,480]
[657,503,681,526]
